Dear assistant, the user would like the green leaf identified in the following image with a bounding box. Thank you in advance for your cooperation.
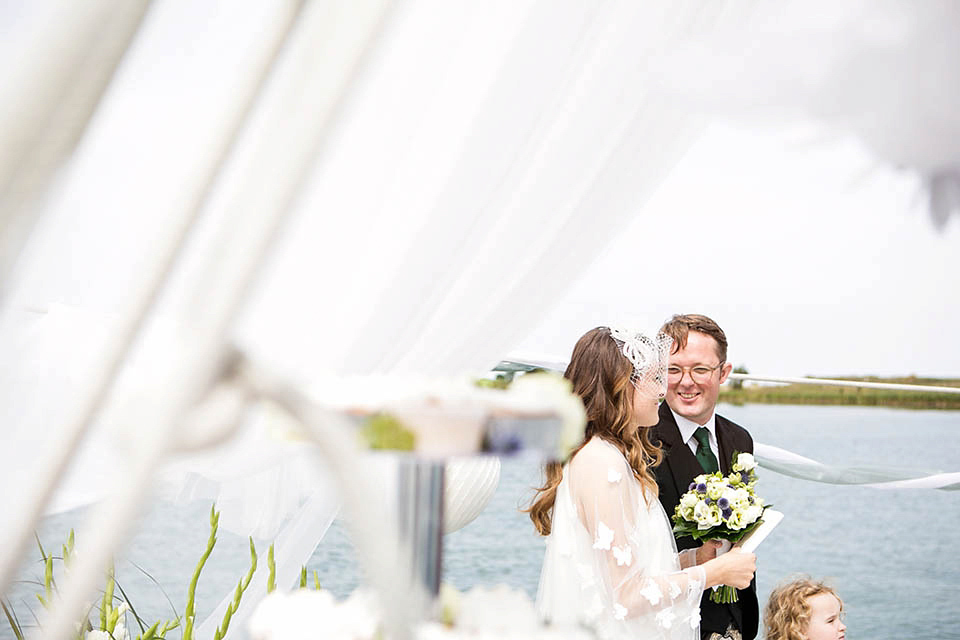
[139,621,159,640]
[267,545,276,594]
[2,599,24,640]
[183,505,219,640]
[215,535,259,640]
[362,413,415,451]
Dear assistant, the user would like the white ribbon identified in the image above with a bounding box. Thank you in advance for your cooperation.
[755,443,960,491]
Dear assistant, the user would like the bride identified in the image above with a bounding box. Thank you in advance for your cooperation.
[528,327,756,639]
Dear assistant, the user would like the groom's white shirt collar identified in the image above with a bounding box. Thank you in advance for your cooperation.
[670,408,719,460]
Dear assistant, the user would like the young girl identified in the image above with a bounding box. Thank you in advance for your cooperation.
[764,577,846,640]
[529,327,756,639]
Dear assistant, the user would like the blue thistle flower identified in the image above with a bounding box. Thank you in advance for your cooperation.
[696,482,707,493]
[689,482,697,492]
[705,497,714,506]
[722,507,733,520]
[717,497,729,509]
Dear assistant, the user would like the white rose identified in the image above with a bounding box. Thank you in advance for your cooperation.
[693,501,713,529]
[694,502,722,529]
[680,493,699,511]
[746,504,765,524]
[732,488,751,509]
[706,480,724,501]
[734,453,756,472]
[458,584,540,633]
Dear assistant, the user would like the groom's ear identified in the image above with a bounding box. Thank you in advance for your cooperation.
[718,362,733,384]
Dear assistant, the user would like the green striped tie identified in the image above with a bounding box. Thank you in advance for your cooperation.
[694,427,719,474]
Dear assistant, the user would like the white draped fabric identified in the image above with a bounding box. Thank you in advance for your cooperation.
[0,2,727,638]
[755,444,960,491]
[2,1,959,638]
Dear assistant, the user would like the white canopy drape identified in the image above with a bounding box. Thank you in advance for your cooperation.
[2,1,958,638]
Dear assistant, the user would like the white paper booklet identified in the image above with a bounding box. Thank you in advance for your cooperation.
[738,509,784,553]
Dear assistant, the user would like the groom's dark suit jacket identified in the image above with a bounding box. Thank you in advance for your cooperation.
[651,403,759,640]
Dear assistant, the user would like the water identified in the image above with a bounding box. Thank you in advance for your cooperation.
[7,405,960,639]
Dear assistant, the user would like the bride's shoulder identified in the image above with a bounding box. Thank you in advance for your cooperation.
[569,437,627,471]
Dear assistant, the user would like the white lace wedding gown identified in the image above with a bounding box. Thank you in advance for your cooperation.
[536,437,705,640]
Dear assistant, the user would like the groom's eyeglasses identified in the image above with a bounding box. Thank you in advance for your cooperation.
[666,363,724,384]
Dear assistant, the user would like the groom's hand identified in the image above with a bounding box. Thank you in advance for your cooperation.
[696,539,723,565]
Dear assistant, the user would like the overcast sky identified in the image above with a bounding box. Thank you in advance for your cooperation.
[512,121,960,379]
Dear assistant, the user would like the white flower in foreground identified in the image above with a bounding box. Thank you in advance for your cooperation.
[112,603,131,640]
[509,372,586,459]
[249,589,380,640]
[438,583,461,626]
[733,453,756,472]
[457,584,540,634]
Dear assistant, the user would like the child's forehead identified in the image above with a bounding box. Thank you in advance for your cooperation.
[808,591,842,610]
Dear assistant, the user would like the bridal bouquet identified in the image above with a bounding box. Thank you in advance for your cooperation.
[671,453,769,604]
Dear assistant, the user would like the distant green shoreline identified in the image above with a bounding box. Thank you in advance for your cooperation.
[719,377,960,410]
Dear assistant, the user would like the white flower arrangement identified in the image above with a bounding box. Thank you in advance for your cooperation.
[248,584,597,640]
[507,372,587,460]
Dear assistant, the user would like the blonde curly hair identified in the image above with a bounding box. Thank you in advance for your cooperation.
[763,576,844,640]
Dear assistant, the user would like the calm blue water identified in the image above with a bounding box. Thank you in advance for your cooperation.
[8,405,960,639]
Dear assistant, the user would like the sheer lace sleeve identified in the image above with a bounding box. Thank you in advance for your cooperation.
[564,438,705,638]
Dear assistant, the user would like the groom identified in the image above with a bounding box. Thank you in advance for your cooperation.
[652,314,758,640]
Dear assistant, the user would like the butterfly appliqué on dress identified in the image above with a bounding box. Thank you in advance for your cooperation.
[593,521,614,551]
[668,581,682,599]
[613,603,627,621]
[612,544,632,567]
[656,609,676,629]
[639,581,662,606]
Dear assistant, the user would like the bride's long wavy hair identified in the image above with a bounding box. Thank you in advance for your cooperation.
[526,327,663,536]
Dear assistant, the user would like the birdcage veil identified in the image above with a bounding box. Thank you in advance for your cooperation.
[606,326,672,398]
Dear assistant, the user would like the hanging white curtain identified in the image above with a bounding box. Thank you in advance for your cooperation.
[5,0,958,637]
[1,2,743,637]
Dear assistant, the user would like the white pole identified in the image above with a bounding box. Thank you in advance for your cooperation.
[31,3,394,639]
[0,2,309,604]
[498,360,960,395]
[0,0,152,284]
[728,373,960,394]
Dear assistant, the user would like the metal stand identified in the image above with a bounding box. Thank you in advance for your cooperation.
[396,458,445,617]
